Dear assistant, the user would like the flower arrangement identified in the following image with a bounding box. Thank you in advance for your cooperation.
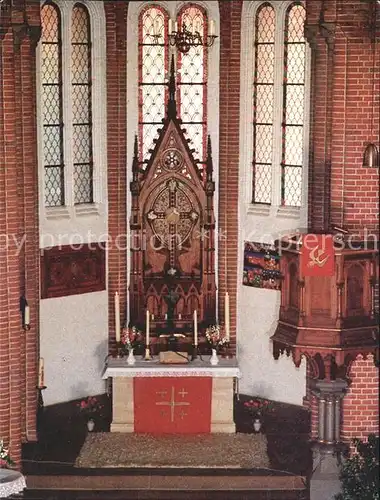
[0,439,15,468]
[120,326,143,353]
[78,396,104,421]
[244,398,274,419]
[205,325,229,350]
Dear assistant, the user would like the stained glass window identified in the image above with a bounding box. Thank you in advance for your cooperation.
[138,6,169,163]
[41,3,64,207]
[281,3,306,207]
[252,4,275,204]
[138,4,208,171]
[250,2,307,208]
[177,5,208,168]
[71,4,93,204]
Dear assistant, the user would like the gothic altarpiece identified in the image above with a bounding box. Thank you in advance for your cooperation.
[129,62,217,351]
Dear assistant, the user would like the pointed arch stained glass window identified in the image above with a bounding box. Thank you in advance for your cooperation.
[71,4,93,204]
[138,4,208,171]
[41,3,64,207]
[281,3,306,207]
[252,3,275,204]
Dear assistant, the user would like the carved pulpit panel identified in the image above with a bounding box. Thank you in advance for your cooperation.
[129,63,216,336]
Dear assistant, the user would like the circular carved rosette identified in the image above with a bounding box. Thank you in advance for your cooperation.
[161,149,183,172]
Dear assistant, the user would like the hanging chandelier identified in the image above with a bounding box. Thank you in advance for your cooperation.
[153,19,217,54]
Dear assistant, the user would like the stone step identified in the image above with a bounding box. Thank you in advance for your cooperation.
[24,474,308,499]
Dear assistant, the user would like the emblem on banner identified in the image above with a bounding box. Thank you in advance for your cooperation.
[301,234,335,277]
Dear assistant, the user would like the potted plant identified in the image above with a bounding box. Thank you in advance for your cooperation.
[121,326,143,364]
[205,325,229,365]
[335,434,379,500]
[0,439,15,468]
[78,396,104,432]
[244,397,274,432]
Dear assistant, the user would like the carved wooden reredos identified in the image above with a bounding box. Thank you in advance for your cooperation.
[129,58,216,335]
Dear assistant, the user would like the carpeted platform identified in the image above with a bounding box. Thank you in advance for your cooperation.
[75,432,270,469]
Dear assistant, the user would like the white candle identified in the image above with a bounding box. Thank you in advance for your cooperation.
[209,19,215,36]
[168,19,173,34]
[115,292,120,343]
[38,358,44,387]
[194,310,198,346]
[24,305,30,325]
[225,292,230,341]
[174,21,178,32]
[146,310,150,346]
[178,313,182,320]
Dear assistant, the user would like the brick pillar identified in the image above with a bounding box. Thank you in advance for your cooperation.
[0,1,41,466]
[105,1,128,353]
[0,27,23,469]
[218,0,242,351]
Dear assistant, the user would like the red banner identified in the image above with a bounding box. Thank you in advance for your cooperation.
[301,234,335,277]
[134,377,212,434]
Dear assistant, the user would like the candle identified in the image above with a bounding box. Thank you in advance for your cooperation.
[115,292,120,343]
[24,305,30,325]
[38,358,44,387]
[174,21,178,32]
[225,292,230,341]
[178,313,182,320]
[193,310,198,346]
[209,19,215,36]
[146,310,150,346]
[168,19,173,34]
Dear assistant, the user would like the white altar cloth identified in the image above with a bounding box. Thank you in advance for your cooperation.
[0,469,26,498]
[102,357,241,379]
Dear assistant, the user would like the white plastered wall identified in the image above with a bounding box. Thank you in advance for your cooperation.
[37,0,108,405]
[236,0,310,405]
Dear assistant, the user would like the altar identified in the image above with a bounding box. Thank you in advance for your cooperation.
[102,358,240,434]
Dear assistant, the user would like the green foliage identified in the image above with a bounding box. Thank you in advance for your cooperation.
[335,434,379,500]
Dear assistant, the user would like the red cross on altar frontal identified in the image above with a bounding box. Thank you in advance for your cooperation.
[134,377,212,433]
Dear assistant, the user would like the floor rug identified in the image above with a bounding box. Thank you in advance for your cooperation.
[75,433,269,469]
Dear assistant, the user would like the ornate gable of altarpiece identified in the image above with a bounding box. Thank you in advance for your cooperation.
[129,62,216,335]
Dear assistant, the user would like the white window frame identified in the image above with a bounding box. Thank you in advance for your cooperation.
[240,0,310,220]
[37,0,107,223]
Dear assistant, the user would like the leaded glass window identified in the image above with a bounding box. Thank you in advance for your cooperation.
[71,4,93,204]
[281,3,306,207]
[250,1,307,208]
[177,5,208,167]
[138,4,208,170]
[252,3,275,204]
[41,3,64,207]
[138,6,169,162]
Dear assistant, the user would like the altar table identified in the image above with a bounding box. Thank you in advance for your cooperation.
[102,358,241,434]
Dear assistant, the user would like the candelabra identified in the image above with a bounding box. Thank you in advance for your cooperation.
[153,20,217,54]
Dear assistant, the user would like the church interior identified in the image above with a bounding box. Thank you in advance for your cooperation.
[0,0,379,498]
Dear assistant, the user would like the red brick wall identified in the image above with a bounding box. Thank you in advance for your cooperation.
[341,355,379,448]
[329,10,379,234]
[218,0,242,351]
[0,1,41,467]
[105,1,128,352]
[306,0,379,235]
